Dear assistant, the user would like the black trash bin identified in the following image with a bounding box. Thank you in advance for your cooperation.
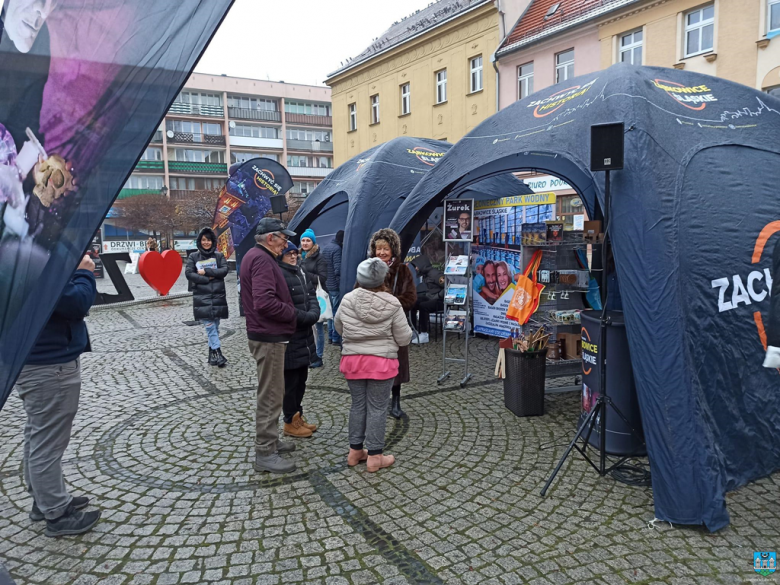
[503,347,547,417]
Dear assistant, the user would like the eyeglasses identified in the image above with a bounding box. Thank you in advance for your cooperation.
[272,233,289,244]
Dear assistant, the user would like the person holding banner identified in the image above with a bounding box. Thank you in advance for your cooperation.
[278,242,320,438]
[369,228,417,419]
[299,229,328,368]
[185,227,229,368]
[14,254,101,537]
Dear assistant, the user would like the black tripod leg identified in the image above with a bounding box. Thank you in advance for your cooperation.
[541,403,601,497]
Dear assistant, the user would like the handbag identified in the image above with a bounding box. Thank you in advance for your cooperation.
[506,250,544,325]
[316,282,333,322]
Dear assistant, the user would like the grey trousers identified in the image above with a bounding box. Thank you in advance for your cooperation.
[347,378,393,455]
[15,359,81,520]
[248,340,287,456]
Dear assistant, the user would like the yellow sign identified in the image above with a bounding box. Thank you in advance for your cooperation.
[475,192,557,210]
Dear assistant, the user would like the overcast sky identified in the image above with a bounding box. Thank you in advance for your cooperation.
[195,0,433,86]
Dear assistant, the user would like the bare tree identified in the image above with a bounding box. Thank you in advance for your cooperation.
[174,189,220,234]
[112,194,177,241]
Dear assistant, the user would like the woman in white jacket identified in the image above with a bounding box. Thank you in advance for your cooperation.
[335,258,413,472]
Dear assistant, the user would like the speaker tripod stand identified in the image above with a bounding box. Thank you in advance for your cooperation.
[539,150,646,496]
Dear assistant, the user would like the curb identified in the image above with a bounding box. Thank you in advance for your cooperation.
[91,292,191,311]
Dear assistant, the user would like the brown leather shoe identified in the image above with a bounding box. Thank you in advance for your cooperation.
[300,414,317,432]
[367,454,395,472]
[347,448,368,466]
[283,412,313,438]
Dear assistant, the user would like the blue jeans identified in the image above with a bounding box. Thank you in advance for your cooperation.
[328,292,342,344]
[314,322,325,359]
[201,318,221,349]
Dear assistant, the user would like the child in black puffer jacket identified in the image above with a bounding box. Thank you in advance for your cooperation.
[278,242,321,438]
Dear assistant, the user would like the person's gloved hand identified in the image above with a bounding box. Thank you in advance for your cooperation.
[473,273,485,293]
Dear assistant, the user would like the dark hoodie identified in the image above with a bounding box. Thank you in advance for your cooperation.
[185,227,229,321]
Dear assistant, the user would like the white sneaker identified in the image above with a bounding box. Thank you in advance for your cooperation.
[414,332,429,344]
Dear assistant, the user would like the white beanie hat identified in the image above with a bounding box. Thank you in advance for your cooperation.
[356,258,389,288]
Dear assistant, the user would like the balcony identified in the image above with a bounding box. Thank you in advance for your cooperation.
[167,132,226,146]
[135,160,164,171]
[117,188,162,200]
[168,102,224,117]
[285,113,332,127]
[229,136,284,149]
[228,108,281,123]
[168,161,228,175]
[286,139,334,152]
[287,166,332,179]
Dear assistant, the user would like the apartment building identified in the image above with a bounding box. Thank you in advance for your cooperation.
[107,73,333,240]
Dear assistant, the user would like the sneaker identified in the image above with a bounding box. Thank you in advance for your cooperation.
[412,332,429,344]
[44,502,101,537]
[253,452,296,474]
[31,496,89,522]
[277,441,296,454]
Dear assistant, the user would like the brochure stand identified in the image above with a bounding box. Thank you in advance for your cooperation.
[437,241,473,388]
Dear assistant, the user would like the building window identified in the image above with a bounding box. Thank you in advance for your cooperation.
[770,0,780,33]
[227,96,278,111]
[169,177,223,190]
[684,4,714,57]
[285,101,331,116]
[229,123,278,139]
[555,50,574,83]
[230,151,279,165]
[287,155,310,167]
[169,148,225,163]
[470,56,483,93]
[436,70,447,104]
[620,29,643,64]
[348,103,357,131]
[370,95,380,124]
[124,175,164,190]
[401,83,411,115]
[766,85,780,97]
[287,128,331,142]
[166,120,222,142]
[175,91,221,107]
[140,147,162,161]
[316,156,332,168]
[290,181,318,196]
[518,62,534,99]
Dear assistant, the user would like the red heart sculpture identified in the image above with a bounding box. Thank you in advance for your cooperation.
[138,250,182,296]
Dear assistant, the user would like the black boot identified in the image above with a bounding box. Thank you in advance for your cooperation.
[390,395,405,419]
[215,348,228,368]
[208,348,218,366]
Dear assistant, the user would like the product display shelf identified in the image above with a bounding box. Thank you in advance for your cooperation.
[521,231,589,382]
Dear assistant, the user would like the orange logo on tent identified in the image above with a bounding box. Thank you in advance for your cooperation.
[751,221,780,351]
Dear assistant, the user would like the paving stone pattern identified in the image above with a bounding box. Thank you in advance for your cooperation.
[0,281,778,584]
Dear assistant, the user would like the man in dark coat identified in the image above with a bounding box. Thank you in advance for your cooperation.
[15,254,101,537]
[410,253,445,344]
[185,227,229,367]
[240,218,298,474]
[322,230,344,345]
[278,242,320,438]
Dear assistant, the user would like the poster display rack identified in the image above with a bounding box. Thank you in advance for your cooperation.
[437,240,473,387]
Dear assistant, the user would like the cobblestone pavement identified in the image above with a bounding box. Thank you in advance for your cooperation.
[0,282,778,585]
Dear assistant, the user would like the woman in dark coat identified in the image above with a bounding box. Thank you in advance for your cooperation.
[278,242,321,437]
[369,228,417,419]
[185,227,229,367]
[300,228,328,368]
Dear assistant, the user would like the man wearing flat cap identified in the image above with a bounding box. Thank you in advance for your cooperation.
[240,218,298,474]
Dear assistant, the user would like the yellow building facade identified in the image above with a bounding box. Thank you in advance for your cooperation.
[597,0,780,93]
[326,1,501,165]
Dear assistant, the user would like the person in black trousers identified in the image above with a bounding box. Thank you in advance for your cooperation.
[278,242,320,437]
[410,254,445,344]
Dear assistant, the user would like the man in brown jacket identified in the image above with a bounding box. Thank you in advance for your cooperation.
[240,218,298,474]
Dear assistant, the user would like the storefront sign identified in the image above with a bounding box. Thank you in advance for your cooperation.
[475,192,557,210]
[103,240,146,252]
[522,175,572,193]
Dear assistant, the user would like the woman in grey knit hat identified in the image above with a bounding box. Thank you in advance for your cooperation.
[334,258,413,472]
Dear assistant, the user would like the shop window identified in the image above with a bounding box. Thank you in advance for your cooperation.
[620,29,643,65]
[684,4,714,58]
[518,62,534,100]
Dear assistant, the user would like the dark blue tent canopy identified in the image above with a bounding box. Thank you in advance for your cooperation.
[390,63,780,531]
[289,137,531,294]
